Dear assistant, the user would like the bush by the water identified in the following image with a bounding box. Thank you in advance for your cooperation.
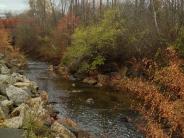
[62,10,121,73]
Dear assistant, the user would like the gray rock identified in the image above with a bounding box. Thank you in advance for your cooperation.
[3,116,23,128]
[83,78,97,85]
[0,75,10,95]
[13,81,39,95]
[69,75,76,81]
[0,65,10,75]
[10,73,28,83]
[72,83,76,87]
[11,103,29,117]
[0,100,13,116]
[96,83,103,87]
[6,85,31,105]
[0,74,10,82]
[0,106,6,119]
[86,98,95,105]
[0,95,8,101]
[1,100,13,109]
[51,121,76,138]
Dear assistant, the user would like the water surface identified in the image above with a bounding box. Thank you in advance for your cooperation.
[25,61,144,138]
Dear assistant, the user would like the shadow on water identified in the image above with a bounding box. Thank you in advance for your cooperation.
[24,60,144,138]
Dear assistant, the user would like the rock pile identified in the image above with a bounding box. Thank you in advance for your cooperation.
[0,60,76,138]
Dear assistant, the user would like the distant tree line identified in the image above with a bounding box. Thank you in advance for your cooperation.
[14,0,184,72]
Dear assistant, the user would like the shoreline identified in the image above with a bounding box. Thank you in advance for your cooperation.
[0,57,81,138]
[55,52,184,138]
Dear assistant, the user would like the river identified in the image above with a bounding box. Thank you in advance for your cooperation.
[24,61,144,138]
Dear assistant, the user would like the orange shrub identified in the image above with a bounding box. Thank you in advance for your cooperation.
[52,13,80,57]
[154,48,184,99]
[111,77,184,137]
[0,29,13,54]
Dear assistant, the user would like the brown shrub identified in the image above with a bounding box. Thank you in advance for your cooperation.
[111,77,184,137]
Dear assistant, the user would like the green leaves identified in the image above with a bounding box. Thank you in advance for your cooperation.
[62,9,121,73]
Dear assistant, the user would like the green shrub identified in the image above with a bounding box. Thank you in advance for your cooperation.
[62,9,121,73]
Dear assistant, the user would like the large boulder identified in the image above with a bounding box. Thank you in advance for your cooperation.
[3,116,23,129]
[9,97,48,131]
[0,100,13,116]
[14,81,38,95]
[51,121,76,138]
[10,73,29,84]
[6,85,31,106]
[11,103,29,117]
[0,74,10,82]
[0,75,11,95]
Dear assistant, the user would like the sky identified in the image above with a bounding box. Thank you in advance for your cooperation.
[0,0,29,13]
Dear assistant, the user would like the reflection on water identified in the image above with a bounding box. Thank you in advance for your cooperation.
[25,61,144,138]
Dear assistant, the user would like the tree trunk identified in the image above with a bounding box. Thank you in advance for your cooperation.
[150,0,160,35]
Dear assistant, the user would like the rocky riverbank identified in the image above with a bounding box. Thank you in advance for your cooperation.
[0,57,78,137]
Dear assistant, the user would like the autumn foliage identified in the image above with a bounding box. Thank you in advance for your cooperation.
[0,28,26,67]
[52,13,80,54]
[0,29,12,53]
[0,18,18,28]
[109,47,184,138]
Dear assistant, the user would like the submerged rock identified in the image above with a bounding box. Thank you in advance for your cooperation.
[96,83,103,87]
[86,98,95,105]
[51,121,76,138]
[71,90,82,93]
[72,83,76,87]
[83,78,97,85]
[120,116,132,123]
[48,65,54,71]
[6,85,31,105]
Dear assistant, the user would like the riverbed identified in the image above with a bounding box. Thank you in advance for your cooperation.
[24,61,144,138]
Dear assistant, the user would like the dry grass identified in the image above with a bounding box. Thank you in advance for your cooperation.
[111,48,184,137]
[111,77,184,137]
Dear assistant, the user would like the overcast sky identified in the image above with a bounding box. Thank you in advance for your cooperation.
[0,0,29,13]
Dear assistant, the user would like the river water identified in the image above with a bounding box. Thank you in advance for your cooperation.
[24,61,144,138]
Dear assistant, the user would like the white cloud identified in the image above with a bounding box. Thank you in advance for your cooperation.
[0,0,29,12]
[0,4,6,9]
